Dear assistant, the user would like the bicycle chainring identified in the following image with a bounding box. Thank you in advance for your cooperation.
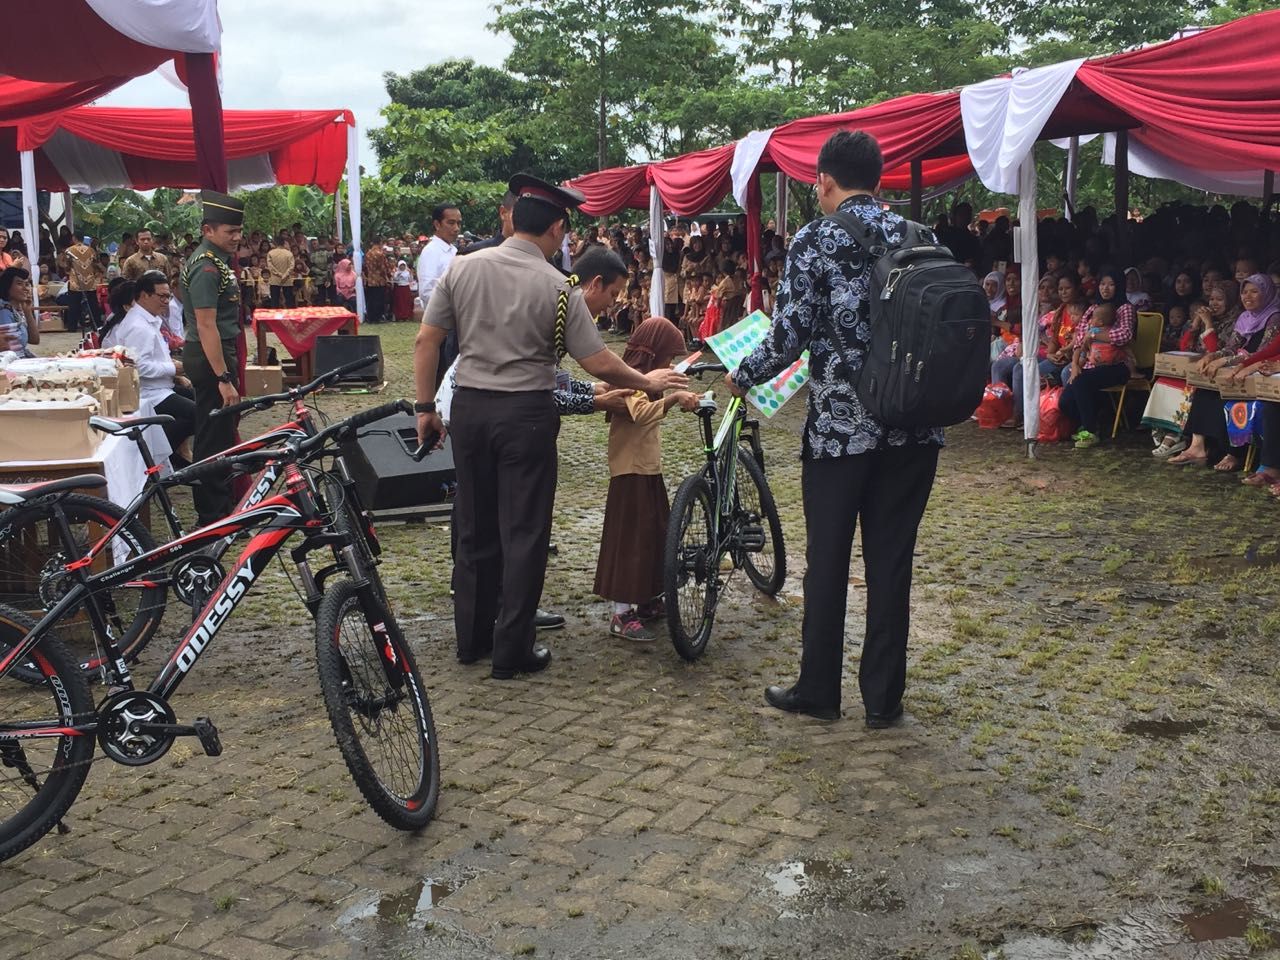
[97,691,177,766]
[172,556,225,608]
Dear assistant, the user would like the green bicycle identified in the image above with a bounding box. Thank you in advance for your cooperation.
[663,362,786,660]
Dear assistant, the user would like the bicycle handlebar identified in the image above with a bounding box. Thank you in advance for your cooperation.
[168,400,411,487]
[686,362,728,376]
[212,355,380,419]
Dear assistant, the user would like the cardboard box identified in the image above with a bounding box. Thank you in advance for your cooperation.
[0,401,102,461]
[244,364,284,398]
[1154,352,1199,378]
[116,367,139,413]
[1216,373,1252,400]
[1186,368,1217,389]
[1250,374,1280,401]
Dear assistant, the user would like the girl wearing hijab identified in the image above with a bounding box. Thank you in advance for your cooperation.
[1123,267,1152,310]
[1168,276,1274,471]
[984,271,1008,362]
[1057,267,1135,449]
[391,259,414,321]
[593,317,699,642]
[334,258,357,313]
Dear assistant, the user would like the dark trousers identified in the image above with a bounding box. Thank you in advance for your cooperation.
[1185,387,1247,463]
[155,387,196,451]
[795,444,939,714]
[450,388,559,668]
[183,339,239,526]
[364,284,387,323]
[1260,401,1280,469]
[1059,363,1129,434]
[269,284,295,308]
[68,290,101,331]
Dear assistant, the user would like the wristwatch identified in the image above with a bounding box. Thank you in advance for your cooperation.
[414,401,436,413]
[217,371,237,385]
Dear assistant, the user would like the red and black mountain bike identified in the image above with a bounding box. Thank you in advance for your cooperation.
[0,355,388,681]
[0,402,439,863]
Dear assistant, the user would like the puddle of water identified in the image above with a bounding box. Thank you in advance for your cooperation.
[764,860,904,917]
[1191,545,1280,572]
[1121,718,1207,739]
[1180,898,1253,941]
[337,877,458,929]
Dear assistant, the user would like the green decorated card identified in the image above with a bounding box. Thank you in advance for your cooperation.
[705,310,809,418]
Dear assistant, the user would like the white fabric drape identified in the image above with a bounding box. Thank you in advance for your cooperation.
[961,59,1086,194]
[40,129,132,193]
[1018,156,1040,446]
[226,155,277,192]
[732,129,774,210]
[83,0,220,53]
[346,122,365,321]
[19,151,39,309]
[648,185,664,319]
[1103,132,1269,197]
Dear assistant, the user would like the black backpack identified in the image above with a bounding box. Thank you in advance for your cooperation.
[824,209,991,429]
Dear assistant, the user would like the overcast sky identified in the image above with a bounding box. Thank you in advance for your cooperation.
[99,0,514,173]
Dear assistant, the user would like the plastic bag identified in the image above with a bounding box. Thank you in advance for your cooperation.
[975,382,1014,429]
[1037,385,1074,442]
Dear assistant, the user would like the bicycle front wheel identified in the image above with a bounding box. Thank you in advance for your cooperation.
[0,605,95,863]
[314,579,438,830]
[663,475,717,661]
[735,448,787,596]
[0,494,167,683]
[320,473,389,607]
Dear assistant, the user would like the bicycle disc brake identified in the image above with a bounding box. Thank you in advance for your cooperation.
[97,691,177,766]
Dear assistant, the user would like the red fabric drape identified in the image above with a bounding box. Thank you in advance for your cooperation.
[647,144,737,217]
[746,174,764,312]
[0,1,172,82]
[0,127,69,191]
[184,53,226,191]
[568,165,650,217]
[1075,11,1280,172]
[882,155,974,191]
[0,77,132,124]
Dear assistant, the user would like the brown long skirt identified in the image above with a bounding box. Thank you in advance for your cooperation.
[593,474,670,605]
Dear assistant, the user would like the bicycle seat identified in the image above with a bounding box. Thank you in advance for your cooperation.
[89,415,175,435]
[0,475,108,505]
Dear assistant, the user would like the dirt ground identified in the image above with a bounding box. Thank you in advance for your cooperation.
[1,322,1277,960]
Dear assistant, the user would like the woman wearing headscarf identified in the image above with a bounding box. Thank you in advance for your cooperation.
[1168,277,1271,470]
[391,259,414,321]
[1057,267,1135,448]
[1123,267,1152,311]
[333,258,357,313]
[593,317,699,642]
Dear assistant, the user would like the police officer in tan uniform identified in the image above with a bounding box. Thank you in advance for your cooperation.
[413,175,688,679]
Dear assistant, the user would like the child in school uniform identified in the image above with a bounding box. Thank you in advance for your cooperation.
[594,317,699,641]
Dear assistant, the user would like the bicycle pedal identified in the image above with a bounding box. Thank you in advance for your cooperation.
[191,717,222,757]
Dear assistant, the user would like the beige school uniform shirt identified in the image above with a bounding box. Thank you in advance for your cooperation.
[607,392,669,477]
[424,237,605,392]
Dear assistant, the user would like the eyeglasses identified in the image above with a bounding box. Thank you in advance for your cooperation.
[149,292,172,301]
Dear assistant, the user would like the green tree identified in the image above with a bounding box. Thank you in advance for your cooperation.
[999,0,1212,52]
[368,104,511,187]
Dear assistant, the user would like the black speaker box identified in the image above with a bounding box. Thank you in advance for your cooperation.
[314,335,384,383]
[339,412,456,510]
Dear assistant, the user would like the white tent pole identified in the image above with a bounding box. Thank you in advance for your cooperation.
[346,121,364,323]
[334,190,342,244]
[776,173,788,237]
[1065,136,1079,221]
[648,185,664,320]
[1018,154,1040,457]
[19,151,40,309]
[64,190,75,236]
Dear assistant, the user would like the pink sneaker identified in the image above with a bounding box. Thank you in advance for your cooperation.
[609,614,656,642]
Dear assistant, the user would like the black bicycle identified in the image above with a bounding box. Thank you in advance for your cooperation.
[0,401,439,863]
[663,362,786,660]
[0,355,389,682]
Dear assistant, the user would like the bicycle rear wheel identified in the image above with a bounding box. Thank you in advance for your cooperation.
[663,475,717,661]
[0,495,166,683]
[314,579,438,830]
[734,448,787,595]
[0,605,95,863]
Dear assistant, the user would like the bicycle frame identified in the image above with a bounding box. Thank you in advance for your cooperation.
[696,395,749,551]
[0,463,374,741]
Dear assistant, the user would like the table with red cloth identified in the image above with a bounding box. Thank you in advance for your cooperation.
[252,306,359,384]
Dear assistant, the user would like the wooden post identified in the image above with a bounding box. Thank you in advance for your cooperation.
[909,159,923,223]
[1114,129,1130,260]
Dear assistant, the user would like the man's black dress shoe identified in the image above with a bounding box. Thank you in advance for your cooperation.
[764,684,840,721]
[491,646,552,680]
[534,609,565,630]
[865,704,904,729]
[457,650,491,666]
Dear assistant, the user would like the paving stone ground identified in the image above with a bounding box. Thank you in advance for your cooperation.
[2,325,1277,960]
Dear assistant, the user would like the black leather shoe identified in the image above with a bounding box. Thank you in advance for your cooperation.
[764,684,840,721]
[491,646,552,680]
[865,704,904,729]
[457,649,491,666]
[534,609,565,631]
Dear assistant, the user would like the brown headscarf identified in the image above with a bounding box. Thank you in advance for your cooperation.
[620,316,686,400]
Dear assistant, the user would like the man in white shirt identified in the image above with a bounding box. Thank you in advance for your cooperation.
[416,204,461,307]
[103,270,194,453]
